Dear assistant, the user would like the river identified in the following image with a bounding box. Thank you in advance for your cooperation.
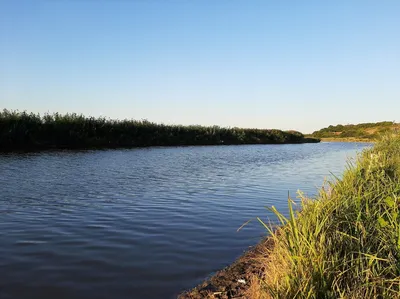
[0,142,370,299]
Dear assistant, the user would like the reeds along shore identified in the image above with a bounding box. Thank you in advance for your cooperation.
[247,134,400,298]
[0,110,318,151]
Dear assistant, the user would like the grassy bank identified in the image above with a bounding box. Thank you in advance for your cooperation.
[250,134,400,298]
[180,134,400,298]
[311,121,399,141]
[0,110,319,152]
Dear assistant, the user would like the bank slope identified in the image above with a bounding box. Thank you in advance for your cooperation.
[180,134,400,298]
[311,121,399,141]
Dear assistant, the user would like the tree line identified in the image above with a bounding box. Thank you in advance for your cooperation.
[0,110,318,151]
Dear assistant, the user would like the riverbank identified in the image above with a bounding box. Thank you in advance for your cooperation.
[310,121,399,141]
[178,237,274,299]
[320,137,374,142]
[180,134,400,298]
[0,110,319,152]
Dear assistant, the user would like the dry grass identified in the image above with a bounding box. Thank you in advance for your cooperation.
[244,275,266,299]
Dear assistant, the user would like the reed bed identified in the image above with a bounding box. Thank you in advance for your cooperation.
[0,110,318,151]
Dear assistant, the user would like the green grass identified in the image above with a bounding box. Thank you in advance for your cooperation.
[254,133,400,298]
[311,121,399,140]
[0,109,319,151]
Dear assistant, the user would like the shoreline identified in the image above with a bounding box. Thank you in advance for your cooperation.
[178,237,274,299]
[0,110,320,152]
[179,134,400,298]
[0,139,320,153]
[320,137,374,143]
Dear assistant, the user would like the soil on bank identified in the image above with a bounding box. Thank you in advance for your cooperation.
[178,238,274,299]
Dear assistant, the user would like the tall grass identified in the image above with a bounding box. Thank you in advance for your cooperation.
[0,109,318,151]
[254,134,400,298]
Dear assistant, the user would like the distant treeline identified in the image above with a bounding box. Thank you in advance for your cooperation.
[311,121,398,140]
[0,110,319,151]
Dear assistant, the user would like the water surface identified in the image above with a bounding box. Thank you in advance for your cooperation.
[0,142,370,299]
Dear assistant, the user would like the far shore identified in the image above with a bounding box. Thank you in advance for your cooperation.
[320,137,374,143]
[0,110,320,152]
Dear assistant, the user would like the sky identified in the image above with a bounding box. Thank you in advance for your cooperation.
[1,1,399,133]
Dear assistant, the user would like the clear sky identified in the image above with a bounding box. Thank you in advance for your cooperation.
[1,1,399,133]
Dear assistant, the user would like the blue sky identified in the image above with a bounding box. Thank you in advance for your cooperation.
[1,1,399,133]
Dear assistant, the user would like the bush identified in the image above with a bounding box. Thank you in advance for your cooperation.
[0,110,314,151]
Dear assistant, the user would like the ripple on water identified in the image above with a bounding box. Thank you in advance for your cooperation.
[0,142,371,299]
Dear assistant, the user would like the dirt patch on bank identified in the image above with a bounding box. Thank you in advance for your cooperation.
[178,237,274,299]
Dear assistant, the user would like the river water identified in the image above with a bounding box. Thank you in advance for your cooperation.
[0,142,370,299]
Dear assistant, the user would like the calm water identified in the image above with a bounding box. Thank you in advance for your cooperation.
[0,142,370,299]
